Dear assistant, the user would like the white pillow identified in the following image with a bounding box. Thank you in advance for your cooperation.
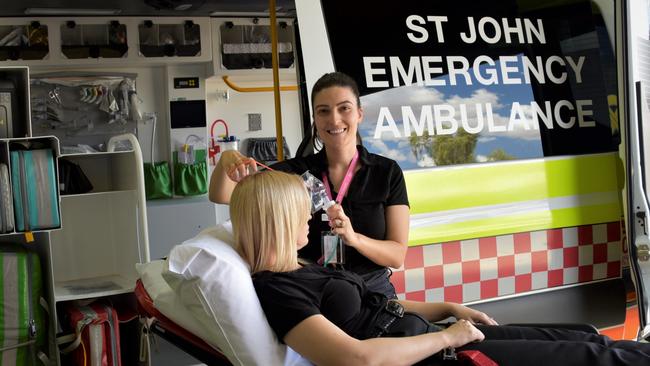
[162,222,303,366]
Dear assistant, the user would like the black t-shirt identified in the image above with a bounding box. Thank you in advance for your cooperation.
[271,145,409,275]
[253,265,385,342]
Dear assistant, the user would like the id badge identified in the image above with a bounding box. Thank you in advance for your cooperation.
[321,231,345,265]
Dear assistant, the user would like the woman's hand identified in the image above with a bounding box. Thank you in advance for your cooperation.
[220,150,258,182]
[450,304,498,325]
[326,204,360,247]
[442,319,485,348]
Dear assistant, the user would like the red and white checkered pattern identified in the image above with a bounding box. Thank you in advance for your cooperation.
[390,222,622,303]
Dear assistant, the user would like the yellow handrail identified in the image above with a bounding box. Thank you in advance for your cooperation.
[269,0,284,161]
[221,75,298,92]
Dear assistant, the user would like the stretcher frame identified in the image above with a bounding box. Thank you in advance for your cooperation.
[134,280,233,366]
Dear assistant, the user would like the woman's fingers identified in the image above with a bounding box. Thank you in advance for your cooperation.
[326,204,347,223]
[226,157,258,182]
[469,311,497,326]
[453,305,498,326]
[484,315,498,326]
[324,204,359,246]
[445,320,485,348]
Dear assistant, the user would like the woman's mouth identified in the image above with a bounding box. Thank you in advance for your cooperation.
[327,128,346,135]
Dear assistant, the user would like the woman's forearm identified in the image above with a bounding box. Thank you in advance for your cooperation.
[285,313,484,366]
[208,158,236,204]
[351,234,407,269]
[355,332,452,366]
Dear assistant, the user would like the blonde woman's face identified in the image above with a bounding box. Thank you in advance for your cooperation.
[296,213,311,250]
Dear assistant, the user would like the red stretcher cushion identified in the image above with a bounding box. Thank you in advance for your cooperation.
[134,279,231,364]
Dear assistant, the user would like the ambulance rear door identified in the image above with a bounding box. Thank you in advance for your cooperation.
[624,0,650,342]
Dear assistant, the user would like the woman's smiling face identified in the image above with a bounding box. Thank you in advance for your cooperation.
[313,86,363,149]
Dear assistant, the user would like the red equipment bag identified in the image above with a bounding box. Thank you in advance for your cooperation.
[60,302,122,366]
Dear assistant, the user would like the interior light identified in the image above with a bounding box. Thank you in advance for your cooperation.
[24,8,123,16]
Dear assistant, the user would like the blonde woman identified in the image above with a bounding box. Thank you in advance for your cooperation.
[231,171,650,366]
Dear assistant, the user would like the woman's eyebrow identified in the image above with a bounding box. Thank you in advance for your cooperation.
[315,100,353,109]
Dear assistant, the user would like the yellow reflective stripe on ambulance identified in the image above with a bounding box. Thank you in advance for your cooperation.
[404,152,622,246]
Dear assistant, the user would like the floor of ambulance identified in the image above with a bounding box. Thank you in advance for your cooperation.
[599,291,640,340]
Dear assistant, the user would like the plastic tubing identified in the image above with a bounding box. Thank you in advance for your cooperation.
[210,119,229,139]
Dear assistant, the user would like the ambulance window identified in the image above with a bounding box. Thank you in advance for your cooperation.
[322,0,618,169]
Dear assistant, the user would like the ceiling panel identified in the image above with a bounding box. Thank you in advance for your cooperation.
[0,0,296,17]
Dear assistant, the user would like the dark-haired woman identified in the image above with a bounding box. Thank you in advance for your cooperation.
[209,72,409,298]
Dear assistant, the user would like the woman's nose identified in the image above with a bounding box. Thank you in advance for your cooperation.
[332,109,343,123]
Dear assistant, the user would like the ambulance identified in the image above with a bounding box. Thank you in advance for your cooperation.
[0,0,648,364]
[295,0,650,339]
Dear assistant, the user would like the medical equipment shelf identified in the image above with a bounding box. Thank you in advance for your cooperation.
[49,188,143,298]
[59,150,136,194]
[41,135,148,365]
[0,65,148,365]
[59,188,135,199]
[52,274,136,302]
[60,150,131,157]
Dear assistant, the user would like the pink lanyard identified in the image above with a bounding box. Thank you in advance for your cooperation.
[322,150,359,204]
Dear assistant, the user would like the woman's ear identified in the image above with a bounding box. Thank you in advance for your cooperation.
[357,106,364,122]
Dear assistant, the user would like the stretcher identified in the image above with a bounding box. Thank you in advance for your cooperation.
[135,277,601,366]
[134,280,233,366]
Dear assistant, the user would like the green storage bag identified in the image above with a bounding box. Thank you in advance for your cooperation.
[0,247,47,365]
[143,113,173,199]
[144,161,173,199]
[173,160,208,196]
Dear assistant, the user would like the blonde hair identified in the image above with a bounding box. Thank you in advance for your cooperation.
[230,171,311,273]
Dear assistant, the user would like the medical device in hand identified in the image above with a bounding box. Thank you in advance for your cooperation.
[301,171,344,265]
[300,171,334,213]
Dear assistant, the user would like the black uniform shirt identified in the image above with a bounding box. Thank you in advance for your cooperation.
[253,265,383,342]
[272,145,409,275]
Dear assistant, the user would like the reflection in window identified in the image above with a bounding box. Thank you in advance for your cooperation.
[324,0,618,170]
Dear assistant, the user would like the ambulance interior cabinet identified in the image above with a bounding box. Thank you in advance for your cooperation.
[211,18,296,76]
[0,21,49,61]
[137,17,211,62]
[59,20,128,59]
[0,66,148,365]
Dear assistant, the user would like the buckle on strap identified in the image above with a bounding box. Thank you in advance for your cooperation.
[370,300,405,338]
[385,300,404,318]
[442,347,457,361]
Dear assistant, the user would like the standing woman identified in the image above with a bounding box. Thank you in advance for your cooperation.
[209,72,409,298]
